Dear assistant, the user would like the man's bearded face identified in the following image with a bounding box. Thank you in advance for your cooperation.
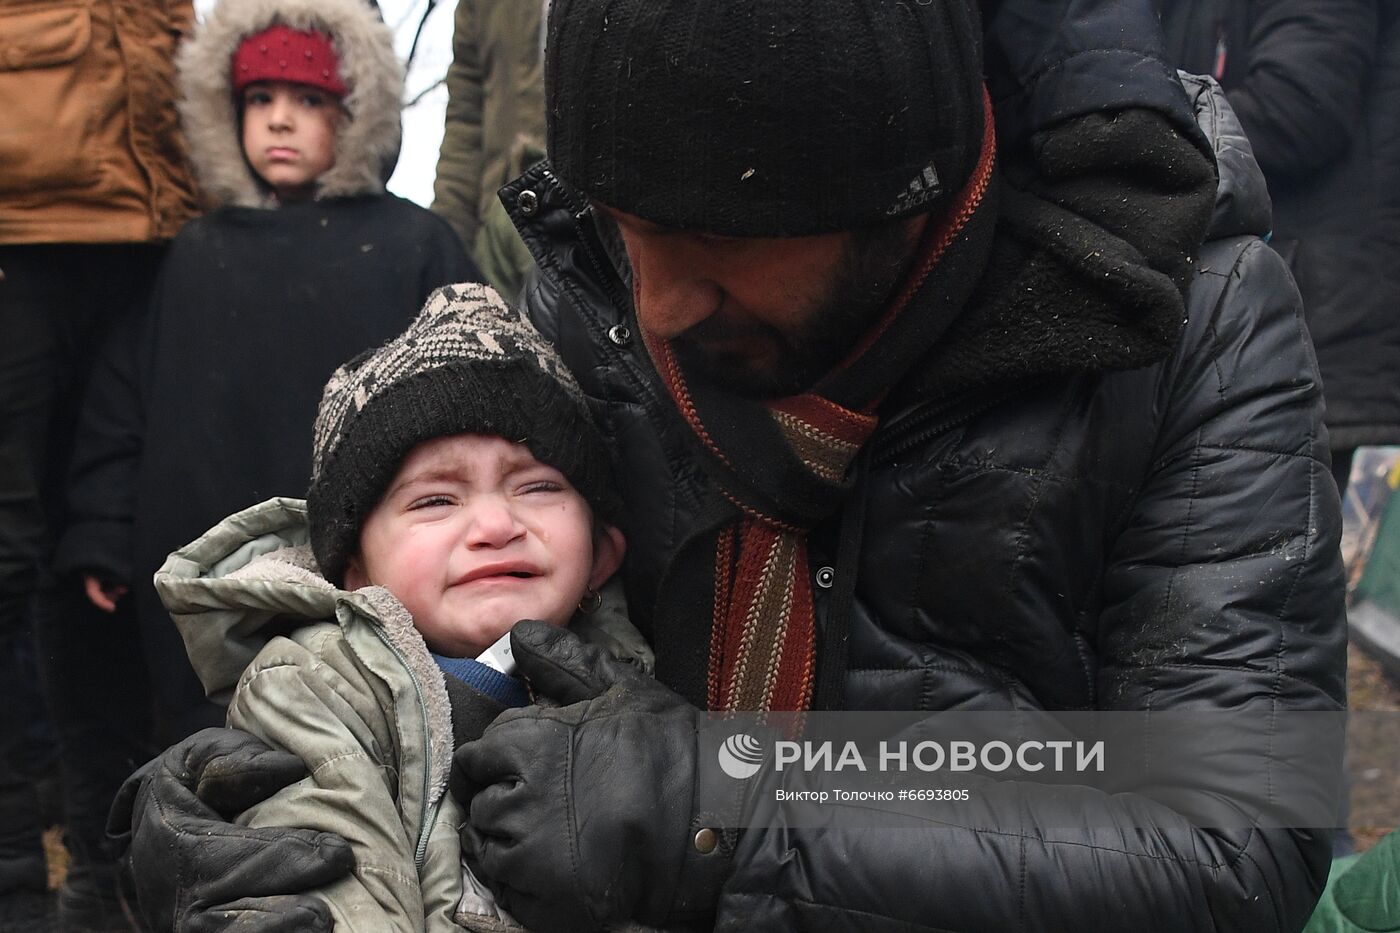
[599,205,919,398]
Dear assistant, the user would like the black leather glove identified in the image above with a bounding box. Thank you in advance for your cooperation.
[107,727,355,933]
[453,621,742,932]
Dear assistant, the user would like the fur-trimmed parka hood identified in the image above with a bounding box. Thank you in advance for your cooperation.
[178,0,403,208]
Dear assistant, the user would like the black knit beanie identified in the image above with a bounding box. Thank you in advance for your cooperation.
[545,0,984,236]
[307,283,621,586]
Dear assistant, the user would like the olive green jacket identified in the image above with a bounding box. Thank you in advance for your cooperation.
[431,0,546,300]
[156,497,652,932]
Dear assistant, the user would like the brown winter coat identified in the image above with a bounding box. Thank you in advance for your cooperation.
[0,0,200,244]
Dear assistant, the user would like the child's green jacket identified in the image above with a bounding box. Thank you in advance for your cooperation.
[155,497,651,932]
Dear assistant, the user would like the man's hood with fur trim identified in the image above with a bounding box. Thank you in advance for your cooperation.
[178,0,403,208]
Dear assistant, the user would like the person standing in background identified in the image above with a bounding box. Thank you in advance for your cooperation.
[0,1,200,929]
[1158,0,1400,495]
[432,0,548,301]
[48,4,476,926]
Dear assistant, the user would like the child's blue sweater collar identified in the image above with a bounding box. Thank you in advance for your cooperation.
[432,654,529,708]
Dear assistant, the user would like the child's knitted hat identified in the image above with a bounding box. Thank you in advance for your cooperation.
[232,25,347,98]
[307,283,620,585]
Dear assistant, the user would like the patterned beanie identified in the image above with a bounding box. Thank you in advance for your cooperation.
[307,283,620,585]
[545,0,984,236]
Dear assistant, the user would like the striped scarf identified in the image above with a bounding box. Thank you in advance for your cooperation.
[642,90,997,713]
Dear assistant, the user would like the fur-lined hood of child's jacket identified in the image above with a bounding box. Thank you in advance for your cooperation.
[177,0,403,208]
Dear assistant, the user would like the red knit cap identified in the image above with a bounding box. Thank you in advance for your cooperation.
[232,25,347,98]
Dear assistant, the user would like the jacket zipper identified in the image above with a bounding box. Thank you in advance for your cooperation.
[551,173,634,324]
[364,624,438,871]
[417,797,445,869]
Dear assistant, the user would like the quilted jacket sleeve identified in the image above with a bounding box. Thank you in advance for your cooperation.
[227,629,448,933]
[715,238,1345,932]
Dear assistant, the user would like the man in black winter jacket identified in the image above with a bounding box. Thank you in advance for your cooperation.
[109,1,1347,931]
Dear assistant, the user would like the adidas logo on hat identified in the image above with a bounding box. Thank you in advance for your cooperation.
[884,164,942,216]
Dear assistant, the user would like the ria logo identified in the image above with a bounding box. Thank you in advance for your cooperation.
[718,733,765,779]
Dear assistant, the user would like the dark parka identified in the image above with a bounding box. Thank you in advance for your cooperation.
[1159,0,1400,450]
[504,48,1345,933]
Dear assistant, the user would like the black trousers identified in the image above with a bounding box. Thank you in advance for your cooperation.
[0,244,163,883]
